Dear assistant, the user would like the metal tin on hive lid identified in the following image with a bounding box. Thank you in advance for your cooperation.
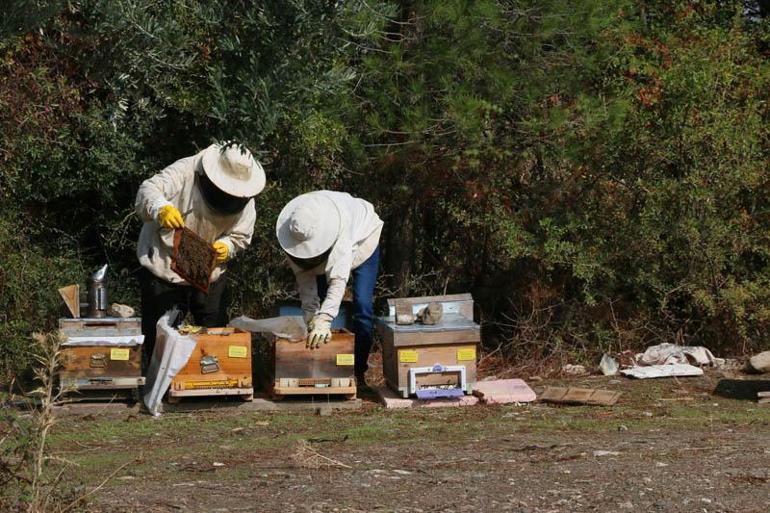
[87,264,109,318]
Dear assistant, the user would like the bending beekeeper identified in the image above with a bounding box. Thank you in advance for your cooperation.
[135,142,265,366]
[276,191,383,385]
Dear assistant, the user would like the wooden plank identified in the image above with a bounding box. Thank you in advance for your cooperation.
[757,391,770,398]
[375,386,479,409]
[168,387,253,398]
[387,293,472,307]
[380,332,399,391]
[272,385,356,396]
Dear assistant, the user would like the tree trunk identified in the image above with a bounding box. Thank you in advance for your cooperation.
[385,201,415,297]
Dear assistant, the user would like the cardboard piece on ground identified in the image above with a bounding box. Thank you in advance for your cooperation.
[58,284,80,318]
[620,363,703,379]
[540,386,622,406]
[472,379,536,404]
[374,386,479,409]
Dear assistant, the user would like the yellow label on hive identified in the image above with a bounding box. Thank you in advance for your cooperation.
[336,354,355,366]
[183,379,238,390]
[399,350,419,363]
[228,345,248,358]
[110,348,130,361]
[456,347,476,361]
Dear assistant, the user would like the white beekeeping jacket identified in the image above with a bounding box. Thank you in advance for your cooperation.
[288,191,383,321]
[135,150,256,284]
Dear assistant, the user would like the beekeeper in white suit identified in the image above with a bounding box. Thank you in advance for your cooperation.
[135,142,265,366]
[276,191,383,385]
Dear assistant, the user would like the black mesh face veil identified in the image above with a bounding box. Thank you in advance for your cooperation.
[287,246,333,271]
[197,172,251,215]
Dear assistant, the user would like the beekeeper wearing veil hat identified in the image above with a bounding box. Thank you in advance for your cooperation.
[135,141,265,367]
[276,191,383,385]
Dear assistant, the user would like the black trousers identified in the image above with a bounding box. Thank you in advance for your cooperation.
[138,267,227,367]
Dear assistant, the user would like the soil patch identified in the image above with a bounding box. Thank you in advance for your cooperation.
[43,372,770,512]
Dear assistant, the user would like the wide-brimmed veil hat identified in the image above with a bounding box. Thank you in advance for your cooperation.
[202,143,266,198]
[276,192,342,259]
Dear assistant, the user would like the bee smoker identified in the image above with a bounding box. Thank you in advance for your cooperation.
[87,264,109,318]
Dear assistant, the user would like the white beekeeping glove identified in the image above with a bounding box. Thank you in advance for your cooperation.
[307,315,332,349]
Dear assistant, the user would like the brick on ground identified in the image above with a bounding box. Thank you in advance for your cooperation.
[374,386,479,409]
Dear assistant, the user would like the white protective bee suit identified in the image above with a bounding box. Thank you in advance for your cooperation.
[135,149,257,284]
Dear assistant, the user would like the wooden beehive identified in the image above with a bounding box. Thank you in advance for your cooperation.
[58,317,145,396]
[376,294,480,398]
[255,330,356,399]
[168,327,253,402]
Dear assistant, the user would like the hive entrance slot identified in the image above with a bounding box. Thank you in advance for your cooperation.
[298,378,331,387]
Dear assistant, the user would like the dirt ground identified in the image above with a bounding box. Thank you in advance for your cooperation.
[41,369,770,513]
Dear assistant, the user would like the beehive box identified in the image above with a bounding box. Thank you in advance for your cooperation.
[376,294,480,398]
[255,329,357,399]
[58,317,145,395]
[168,327,253,402]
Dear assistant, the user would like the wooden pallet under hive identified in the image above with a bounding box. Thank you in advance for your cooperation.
[254,329,357,400]
[168,327,253,403]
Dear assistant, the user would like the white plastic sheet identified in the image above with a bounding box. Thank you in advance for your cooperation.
[621,364,704,379]
[228,315,306,342]
[143,309,196,416]
[62,335,144,347]
[635,343,717,367]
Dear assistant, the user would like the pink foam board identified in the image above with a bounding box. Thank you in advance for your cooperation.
[472,379,536,404]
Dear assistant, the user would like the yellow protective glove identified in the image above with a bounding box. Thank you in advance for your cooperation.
[157,205,184,229]
[212,241,229,264]
[307,316,332,350]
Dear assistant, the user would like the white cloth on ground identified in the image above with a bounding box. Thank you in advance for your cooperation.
[621,364,704,379]
[634,343,718,367]
[143,309,196,416]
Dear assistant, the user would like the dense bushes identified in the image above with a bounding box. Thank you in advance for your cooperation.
[2,1,770,376]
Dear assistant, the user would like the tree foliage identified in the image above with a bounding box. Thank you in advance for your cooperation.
[2,0,770,373]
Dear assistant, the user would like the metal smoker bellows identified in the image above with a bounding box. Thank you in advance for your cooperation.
[87,264,108,318]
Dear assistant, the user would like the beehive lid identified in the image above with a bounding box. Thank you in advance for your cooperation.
[376,313,480,333]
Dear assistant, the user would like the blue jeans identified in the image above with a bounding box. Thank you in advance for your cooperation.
[317,246,380,375]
